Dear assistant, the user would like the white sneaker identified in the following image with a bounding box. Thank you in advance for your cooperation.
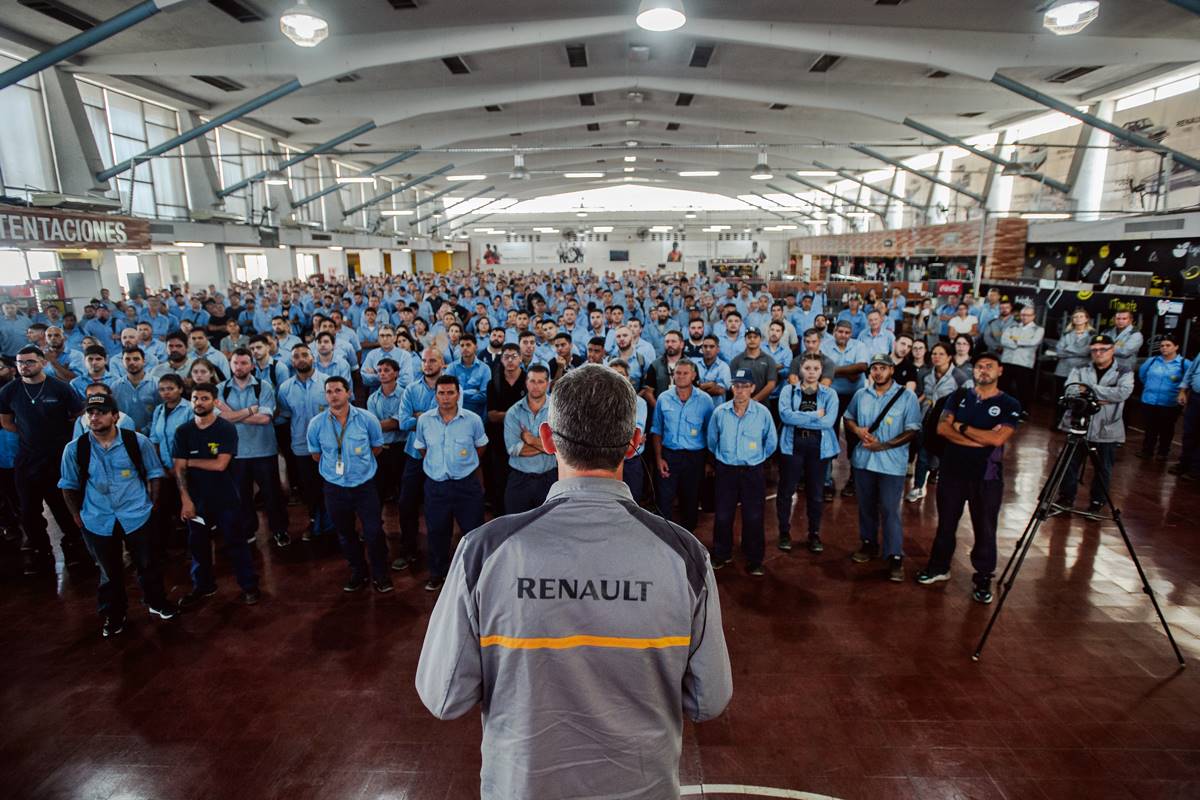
[905,486,926,502]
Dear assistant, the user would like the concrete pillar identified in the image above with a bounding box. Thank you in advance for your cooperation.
[184,244,226,294]
[322,249,347,281]
[180,110,222,212]
[928,152,951,225]
[264,247,294,282]
[358,249,384,277]
[414,250,434,274]
[42,68,107,194]
[98,250,121,293]
[1069,100,1114,221]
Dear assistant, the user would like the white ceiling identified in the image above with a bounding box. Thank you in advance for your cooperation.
[4,0,1199,219]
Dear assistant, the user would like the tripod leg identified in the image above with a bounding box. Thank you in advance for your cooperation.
[1087,448,1186,667]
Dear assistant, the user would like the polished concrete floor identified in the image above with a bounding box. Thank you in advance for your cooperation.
[1,413,1198,800]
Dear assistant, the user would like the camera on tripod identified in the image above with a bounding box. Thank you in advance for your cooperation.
[1057,382,1101,435]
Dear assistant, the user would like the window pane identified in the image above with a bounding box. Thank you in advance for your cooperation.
[0,82,59,195]
[107,92,145,140]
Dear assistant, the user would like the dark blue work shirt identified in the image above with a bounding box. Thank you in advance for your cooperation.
[940,388,1022,481]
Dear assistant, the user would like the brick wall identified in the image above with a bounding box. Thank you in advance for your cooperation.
[787,218,1028,279]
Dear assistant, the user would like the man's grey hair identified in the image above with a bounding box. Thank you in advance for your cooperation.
[548,364,636,471]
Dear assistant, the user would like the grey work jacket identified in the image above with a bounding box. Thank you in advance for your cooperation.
[1060,362,1135,443]
[1000,323,1044,369]
[1054,329,1094,378]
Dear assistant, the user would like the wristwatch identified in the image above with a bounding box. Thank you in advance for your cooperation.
[958,422,969,436]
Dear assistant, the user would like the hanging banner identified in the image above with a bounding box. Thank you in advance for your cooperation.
[0,205,151,250]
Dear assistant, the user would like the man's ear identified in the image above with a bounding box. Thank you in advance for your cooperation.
[625,428,643,460]
[538,421,557,455]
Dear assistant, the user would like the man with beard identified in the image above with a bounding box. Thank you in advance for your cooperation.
[502,364,555,514]
[393,348,446,572]
[277,343,332,540]
[112,348,159,433]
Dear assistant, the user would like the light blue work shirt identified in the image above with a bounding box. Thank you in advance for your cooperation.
[692,357,732,391]
[398,377,439,458]
[362,346,414,389]
[367,384,404,445]
[70,373,119,399]
[836,309,868,338]
[58,430,164,535]
[412,407,487,481]
[277,372,328,456]
[706,399,777,466]
[44,349,85,380]
[216,376,278,459]
[306,405,383,488]
[650,386,714,451]
[1184,357,1200,393]
[503,395,555,474]
[821,338,868,396]
[111,375,160,433]
[189,347,230,379]
[448,359,491,419]
[631,394,648,457]
[857,328,896,359]
[764,342,791,398]
[778,383,840,459]
[275,333,302,358]
[148,400,191,468]
[0,428,17,468]
[717,331,746,363]
[844,382,922,477]
[140,312,172,339]
[313,354,352,383]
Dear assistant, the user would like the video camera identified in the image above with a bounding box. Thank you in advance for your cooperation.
[1057,382,1101,435]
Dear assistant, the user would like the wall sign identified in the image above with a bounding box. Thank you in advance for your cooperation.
[0,205,151,250]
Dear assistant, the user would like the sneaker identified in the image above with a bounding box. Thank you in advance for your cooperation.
[777,533,793,552]
[840,481,856,498]
[373,579,394,594]
[101,615,125,638]
[851,541,878,563]
[747,563,765,577]
[391,556,411,572]
[807,534,824,553]
[343,575,369,593]
[424,577,444,592]
[711,557,733,570]
[240,590,261,605]
[888,556,905,583]
[1085,500,1105,515]
[272,531,291,548]
[148,605,178,621]
[972,583,994,604]
[915,569,951,585]
[177,588,216,610]
[822,485,835,502]
[905,486,926,502]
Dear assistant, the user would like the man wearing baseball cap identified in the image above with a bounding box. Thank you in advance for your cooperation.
[916,352,1021,604]
[729,327,779,405]
[706,368,778,575]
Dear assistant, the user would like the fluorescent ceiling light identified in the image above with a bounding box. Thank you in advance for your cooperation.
[264,173,289,186]
[750,148,773,181]
[636,0,686,32]
[565,172,605,178]
[775,224,798,230]
[576,211,588,217]
[534,227,560,233]
[790,171,837,177]
[650,225,674,232]
[684,212,697,218]
[379,209,414,217]
[486,230,506,234]
[173,241,204,248]
[329,245,344,251]
[509,153,529,181]
[706,224,731,230]
[473,228,495,232]
[280,0,329,48]
[678,170,720,177]
[624,155,637,163]
[1020,212,1073,220]
[336,176,375,184]
[446,174,486,181]
[400,247,411,252]
[1043,1,1099,35]
[624,167,636,173]
[592,226,614,232]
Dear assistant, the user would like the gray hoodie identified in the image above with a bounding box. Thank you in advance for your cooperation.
[1060,362,1134,443]
[416,477,732,800]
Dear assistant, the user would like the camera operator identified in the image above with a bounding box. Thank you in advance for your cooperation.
[1056,334,1134,514]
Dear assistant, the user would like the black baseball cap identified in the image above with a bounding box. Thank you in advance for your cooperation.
[85,394,118,413]
[1090,334,1114,346]
[973,351,1002,366]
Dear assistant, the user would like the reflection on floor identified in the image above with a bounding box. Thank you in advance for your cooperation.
[1,413,1198,800]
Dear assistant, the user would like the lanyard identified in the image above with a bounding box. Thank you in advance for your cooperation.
[328,412,352,460]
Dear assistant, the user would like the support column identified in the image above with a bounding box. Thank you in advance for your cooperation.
[264,247,295,282]
[41,67,107,194]
[358,249,384,277]
[180,110,221,212]
[183,244,226,294]
[1069,100,1114,222]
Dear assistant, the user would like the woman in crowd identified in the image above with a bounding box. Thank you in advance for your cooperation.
[951,334,975,377]
[910,339,931,399]
[907,341,973,502]
[1138,334,1190,461]
[913,299,936,349]
[1054,307,1094,398]
[188,357,222,388]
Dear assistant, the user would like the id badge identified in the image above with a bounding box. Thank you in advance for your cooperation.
[335,459,345,476]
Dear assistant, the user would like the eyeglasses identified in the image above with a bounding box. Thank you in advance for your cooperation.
[16,359,40,366]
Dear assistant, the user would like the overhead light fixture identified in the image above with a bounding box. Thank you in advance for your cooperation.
[509,153,530,181]
[173,241,204,248]
[401,247,411,252]
[446,174,486,181]
[1020,211,1073,220]
[624,140,639,148]
[684,211,697,218]
[706,225,731,231]
[534,227,560,233]
[592,226,614,233]
[576,211,588,218]
[565,172,604,178]
[624,155,637,163]
[625,119,641,128]
[790,170,838,177]
[336,176,375,184]
[743,228,753,232]
[380,209,415,217]
[432,212,443,218]
[329,245,344,251]
[1042,1,1100,35]
[650,225,674,232]
[678,170,719,177]
[280,0,329,48]
[264,172,289,186]
[636,0,686,31]
[624,167,636,173]
[750,147,773,181]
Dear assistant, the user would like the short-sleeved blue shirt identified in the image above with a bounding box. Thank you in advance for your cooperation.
[58,430,165,535]
[306,406,384,488]
[413,407,487,481]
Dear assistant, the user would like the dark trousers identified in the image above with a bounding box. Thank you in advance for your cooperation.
[1141,404,1181,457]
[398,454,426,557]
[187,502,258,593]
[155,477,183,554]
[776,435,827,536]
[1002,365,1035,412]
[854,470,906,558]
[504,468,556,515]
[292,454,327,524]
[1059,440,1116,505]
[275,425,297,493]
[656,448,705,532]
[325,482,389,581]
[376,443,405,504]
[231,456,288,539]
[713,462,766,565]
[82,521,167,618]
[15,458,82,556]
[623,454,644,503]
[827,392,857,486]
[1180,397,1200,472]
[424,475,485,579]
[484,424,509,510]
[0,466,19,531]
[927,476,1003,585]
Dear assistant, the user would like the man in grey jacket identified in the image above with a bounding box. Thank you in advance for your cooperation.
[1000,304,1043,416]
[416,364,733,800]
[1056,334,1134,514]
[1104,310,1144,370]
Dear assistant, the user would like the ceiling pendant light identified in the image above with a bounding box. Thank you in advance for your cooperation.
[509,153,530,181]
[749,147,773,181]
[636,0,686,32]
[281,0,329,48]
[1042,1,1100,35]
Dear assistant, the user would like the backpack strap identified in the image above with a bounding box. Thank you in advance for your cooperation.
[75,433,92,488]
[119,428,149,487]
[75,429,149,494]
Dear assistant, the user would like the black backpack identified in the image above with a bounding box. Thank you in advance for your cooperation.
[222,380,262,402]
[923,387,967,458]
[76,428,149,490]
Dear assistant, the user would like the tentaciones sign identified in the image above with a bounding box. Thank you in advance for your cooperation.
[0,206,151,250]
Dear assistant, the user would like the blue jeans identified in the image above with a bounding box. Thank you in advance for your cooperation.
[776,434,827,536]
[324,482,389,581]
[913,444,939,489]
[854,470,906,558]
[1058,440,1116,505]
[188,503,258,593]
[424,475,485,579]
